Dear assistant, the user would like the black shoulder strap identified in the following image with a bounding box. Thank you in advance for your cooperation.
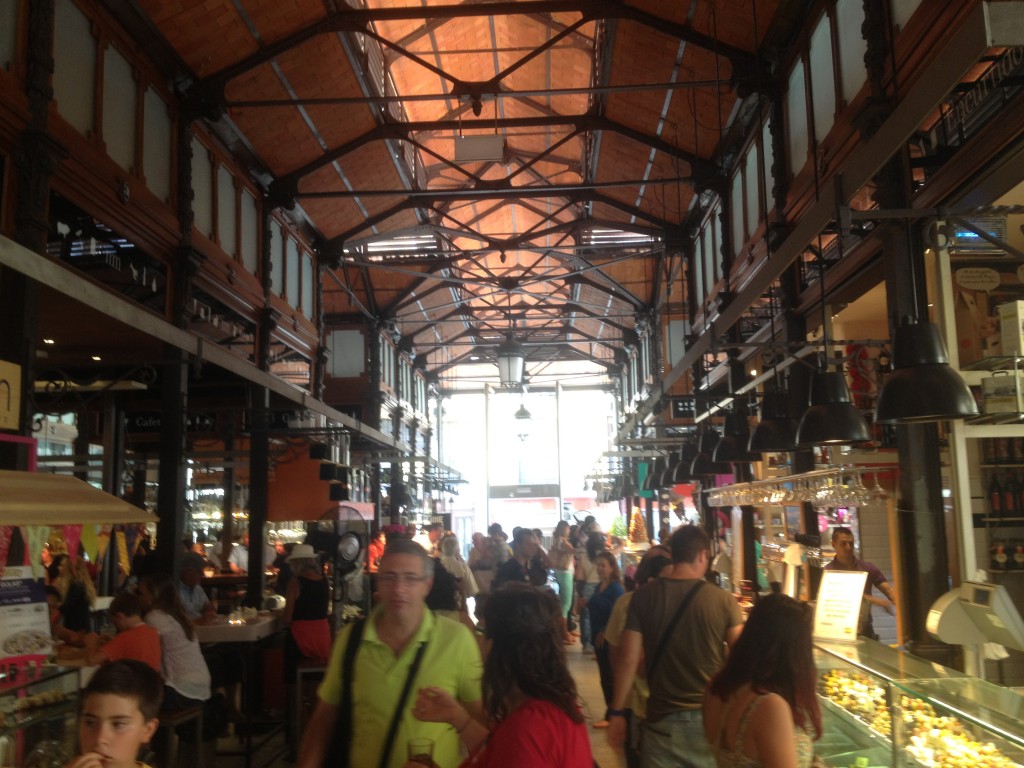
[324,618,366,768]
[378,631,430,768]
[646,580,706,678]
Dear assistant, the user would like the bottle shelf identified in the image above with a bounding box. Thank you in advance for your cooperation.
[980,517,1024,524]
[981,464,1024,469]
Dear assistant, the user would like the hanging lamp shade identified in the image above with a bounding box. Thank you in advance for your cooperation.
[673,442,699,483]
[514,403,532,420]
[642,457,667,492]
[496,334,525,387]
[874,321,979,424]
[796,370,872,446]
[748,390,798,453]
[714,411,759,463]
[658,451,679,488]
[620,470,640,498]
[697,423,720,453]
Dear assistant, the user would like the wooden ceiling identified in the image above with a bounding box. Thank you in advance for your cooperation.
[128,0,793,392]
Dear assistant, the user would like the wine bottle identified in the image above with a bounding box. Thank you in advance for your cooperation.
[1004,471,1019,518]
[990,473,1004,519]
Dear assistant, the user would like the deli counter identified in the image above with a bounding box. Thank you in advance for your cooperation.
[814,639,1023,767]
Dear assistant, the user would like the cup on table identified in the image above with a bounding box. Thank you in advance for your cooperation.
[407,737,434,765]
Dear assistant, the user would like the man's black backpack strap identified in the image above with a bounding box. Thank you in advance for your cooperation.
[323,617,366,768]
[646,580,706,678]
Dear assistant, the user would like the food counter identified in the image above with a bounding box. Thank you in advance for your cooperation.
[814,639,1024,767]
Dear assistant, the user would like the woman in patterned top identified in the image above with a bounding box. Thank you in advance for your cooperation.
[702,594,821,768]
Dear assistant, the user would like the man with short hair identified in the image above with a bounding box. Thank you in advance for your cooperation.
[825,526,896,640]
[608,525,743,768]
[177,551,216,620]
[296,539,483,768]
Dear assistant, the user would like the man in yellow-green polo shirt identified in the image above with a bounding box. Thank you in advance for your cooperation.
[296,538,483,768]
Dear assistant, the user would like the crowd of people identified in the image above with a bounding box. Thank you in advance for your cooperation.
[46,516,844,768]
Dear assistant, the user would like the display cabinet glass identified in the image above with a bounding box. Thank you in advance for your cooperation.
[814,640,1024,767]
[0,665,79,768]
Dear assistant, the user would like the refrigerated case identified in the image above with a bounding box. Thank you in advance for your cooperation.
[814,639,1024,767]
[0,666,79,767]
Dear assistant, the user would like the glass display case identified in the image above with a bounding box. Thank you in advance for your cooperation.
[0,665,79,768]
[814,639,1024,767]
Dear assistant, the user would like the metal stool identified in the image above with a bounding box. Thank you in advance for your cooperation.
[155,703,204,768]
[293,664,326,750]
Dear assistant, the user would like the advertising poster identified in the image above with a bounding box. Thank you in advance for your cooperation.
[0,573,52,664]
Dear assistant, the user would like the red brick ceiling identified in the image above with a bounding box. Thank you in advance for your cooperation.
[134,0,785,391]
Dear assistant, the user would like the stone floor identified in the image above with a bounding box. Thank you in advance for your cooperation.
[210,632,624,768]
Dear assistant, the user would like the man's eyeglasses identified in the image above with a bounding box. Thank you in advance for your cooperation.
[377,573,427,586]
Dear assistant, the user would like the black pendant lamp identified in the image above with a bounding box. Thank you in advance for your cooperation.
[796,362,872,446]
[796,237,872,447]
[714,409,759,463]
[874,319,978,423]
[659,451,681,487]
[749,389,798,453]
[620,458,640,498]
[673,442,699,483]
[642,456,667,492]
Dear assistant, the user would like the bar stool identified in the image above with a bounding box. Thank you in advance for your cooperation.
[293,663,326,750]
[155,703,204,768]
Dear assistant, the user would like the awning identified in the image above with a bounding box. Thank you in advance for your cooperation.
[0,470,157,525]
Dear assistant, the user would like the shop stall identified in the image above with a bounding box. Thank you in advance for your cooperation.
[0,469,157,767]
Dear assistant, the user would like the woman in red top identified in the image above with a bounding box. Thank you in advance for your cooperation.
[406,584,592,768]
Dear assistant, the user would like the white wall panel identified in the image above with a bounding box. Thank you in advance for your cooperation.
[744,145,760,236]
[269,220,284,295]
[286,237,300,308]
[329,330,365,377]
[191,136,212,237]
[891,0,922,31]
[240,190,258,274]
[53,0,96,135]
[786,59,809,177]
[0,0,17,71]
[836,0,867,104]
[761,118,774,212]
[216,166,236,256]
[143,87,171,203]
[102,46,136,172]
[730,173,744,254]
[301,251,313,319]
[809,15,837,144]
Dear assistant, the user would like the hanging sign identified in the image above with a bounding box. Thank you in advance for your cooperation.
[0,360,21,431]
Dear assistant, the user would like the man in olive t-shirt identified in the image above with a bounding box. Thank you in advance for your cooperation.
[607,525,743,768]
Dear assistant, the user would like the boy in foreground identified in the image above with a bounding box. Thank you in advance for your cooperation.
[64,659,163,768]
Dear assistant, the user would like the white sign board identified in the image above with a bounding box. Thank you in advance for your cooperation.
[814,570,868,643]
[0,575,52,664]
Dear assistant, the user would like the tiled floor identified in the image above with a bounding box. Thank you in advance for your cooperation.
[212,634,624,768]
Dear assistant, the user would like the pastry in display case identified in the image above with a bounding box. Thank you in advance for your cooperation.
[813,640,1024,767]
[0,666,78,767]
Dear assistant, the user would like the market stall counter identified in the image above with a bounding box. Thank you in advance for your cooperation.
[814,638,1024,767]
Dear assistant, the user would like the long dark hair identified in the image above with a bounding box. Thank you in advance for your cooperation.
[595,551,621,585]
[482,584,583,724]
[141,573,197,642]
[585,531,605,562]
[707,593,821,738]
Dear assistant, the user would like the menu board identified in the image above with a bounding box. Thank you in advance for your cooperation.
[0,575,52,663]
[813,570,868,643]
